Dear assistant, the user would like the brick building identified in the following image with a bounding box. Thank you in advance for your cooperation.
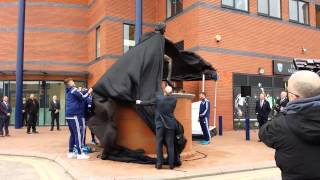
[0,0,319,129]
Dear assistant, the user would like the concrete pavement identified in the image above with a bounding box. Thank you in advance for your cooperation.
[0,127,278,180]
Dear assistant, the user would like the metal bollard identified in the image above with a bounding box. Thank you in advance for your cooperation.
[218,116,223,136]
[245,117,250,141]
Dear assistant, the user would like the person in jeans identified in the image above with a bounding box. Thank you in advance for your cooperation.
[26,94,39,134]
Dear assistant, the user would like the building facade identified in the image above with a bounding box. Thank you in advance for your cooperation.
[0,0,320,129]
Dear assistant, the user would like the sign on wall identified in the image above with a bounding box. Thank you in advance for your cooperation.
[273,60,296,75]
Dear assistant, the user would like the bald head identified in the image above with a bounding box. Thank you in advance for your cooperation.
[288,70,320,100]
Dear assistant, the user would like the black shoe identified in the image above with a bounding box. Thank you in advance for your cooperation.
[5,134,10,137]
[57,129,60,131]
[50,129,53,131]
[155,164,162,169]
[32,131,39,134]
[27,132,31,134]
[258,139,262,142]
[169,165,174,169]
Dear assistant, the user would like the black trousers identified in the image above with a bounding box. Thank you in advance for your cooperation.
[22,113,27,126]
[0,117,9,135]
[156,127,175,167]
[51,112,60,130]
[257,116,268,128]
[27,113,38,132]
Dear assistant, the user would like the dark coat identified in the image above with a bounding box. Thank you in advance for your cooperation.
[155,95,177,130]
[259,95,320,180]
[49,100,60,113]
[26,98,39,115]
[275,98,289,112]
[255,100,271,119]
[0,101,12,118]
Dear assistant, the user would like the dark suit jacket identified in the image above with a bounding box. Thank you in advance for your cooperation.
[49,100,60,113]
[255,100,271,120]
[0,101,12,118]
[155,95,177,130]
[26,99,39,115]
[275,98,289,112]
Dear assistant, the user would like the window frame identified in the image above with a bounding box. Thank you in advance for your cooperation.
[221,0,250,13]
[288,0,310,25]
[123,23,136,54]
[166,0,183,19]
[95,26,101,58]
[257,0,282,20]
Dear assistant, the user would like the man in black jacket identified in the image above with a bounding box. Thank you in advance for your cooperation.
[49,95,60,131]
[0,96,12,137]
[255,93,271,129]
[275,91,289,113]
[26,94,39,134]
[259,70,320,180]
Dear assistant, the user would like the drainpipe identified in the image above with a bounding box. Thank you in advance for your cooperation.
[15,0,26,129]
[135,0,142,44]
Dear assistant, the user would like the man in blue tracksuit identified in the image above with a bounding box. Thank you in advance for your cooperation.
[64,78,92,160]
[199,92,211,145]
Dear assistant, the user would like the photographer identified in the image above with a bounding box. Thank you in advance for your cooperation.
[259,70,320,180]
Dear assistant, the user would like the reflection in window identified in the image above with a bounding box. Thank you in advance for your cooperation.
[166,0,183,18]
[258,0,281,18]
[222,0,248,12]
[123,24,135,53]
[289,0,309,25]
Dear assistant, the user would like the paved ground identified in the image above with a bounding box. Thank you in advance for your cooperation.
[0,127,278,180]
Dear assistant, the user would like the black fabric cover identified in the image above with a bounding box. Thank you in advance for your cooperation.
[89,30,215,164]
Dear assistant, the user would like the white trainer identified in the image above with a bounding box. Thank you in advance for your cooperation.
[77,153,90,160]
[67,152,77,159]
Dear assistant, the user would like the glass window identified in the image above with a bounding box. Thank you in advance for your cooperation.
[317,5,320,29]
[222,0,249,12]
[96,26,101,58]
[258,0,281,18]
[269,0,281,18]
[123,24,135,53]
[166,0,183,18]
[289,0,309,25]
[258,0,268,15]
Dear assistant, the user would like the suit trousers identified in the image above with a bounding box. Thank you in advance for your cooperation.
[27,113,38,132]
[156,126,175,167]
[0,116,9,135]
[51,113,60,130]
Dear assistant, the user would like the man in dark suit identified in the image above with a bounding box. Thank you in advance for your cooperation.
[0,96,12,137]
[26,94,39,134]
[256,93,271,131]
[49,95,60,131]
[275,91,289,113]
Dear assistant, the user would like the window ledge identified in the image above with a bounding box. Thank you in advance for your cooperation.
[288,20,310,27]
[257,13,282,21]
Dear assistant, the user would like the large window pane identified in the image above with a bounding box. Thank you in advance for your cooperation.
[317,5,320,28]
[235,0,248,11]
[222,0,233,7]
[123,24,135,53]
[258,0,268,15]
[166,0,183,18]
[289,0,298,21]
[269,0,281,18]
[166,0,172,18]
[298,1,309,24]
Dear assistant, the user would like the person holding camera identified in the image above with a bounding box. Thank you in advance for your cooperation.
[259,70,320,180]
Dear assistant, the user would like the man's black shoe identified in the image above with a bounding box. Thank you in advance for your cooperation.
[155,164,162,169]
[32,131,39,134]
[27,132,31,134]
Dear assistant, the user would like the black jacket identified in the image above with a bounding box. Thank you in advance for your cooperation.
[154,94,177,130]
[49,100,60,113]
[275,98,289,112]
[259,95,320,180]
[26,98,39,115]
[0,101,12,118]
[255,100,271,119]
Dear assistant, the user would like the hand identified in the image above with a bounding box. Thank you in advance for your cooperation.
[55,109,59,113]
[136,100,142,104]
[22,110,25,113]
[280,107,284,111]
[88,88,93,94]
[7,113,10,116]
